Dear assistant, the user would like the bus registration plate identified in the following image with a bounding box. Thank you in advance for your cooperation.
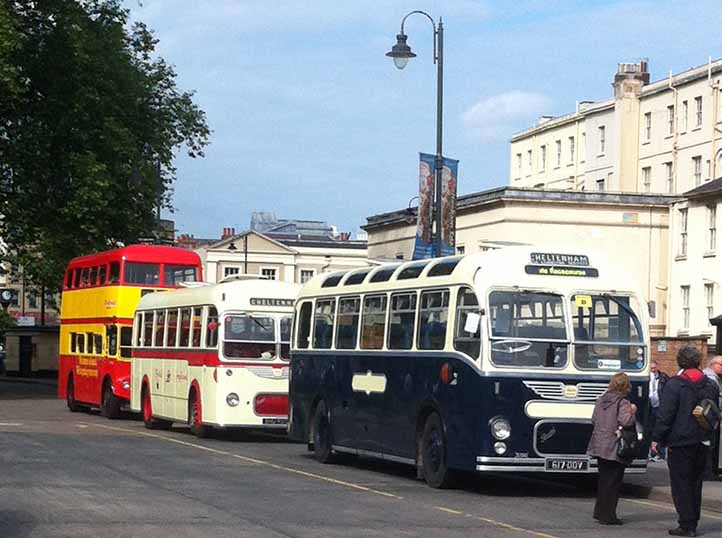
[545,458,589,472]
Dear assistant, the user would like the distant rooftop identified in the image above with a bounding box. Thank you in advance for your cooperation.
[250,211,335,238]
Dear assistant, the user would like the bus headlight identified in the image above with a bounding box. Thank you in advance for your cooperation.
[226,393,240,407]
[494,442,507,455]
[490,417,511,440]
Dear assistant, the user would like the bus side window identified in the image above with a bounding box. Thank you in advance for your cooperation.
[336,297,360,349]
[313,299,336,349]
[191,307,202,347]
[89,266,98,287]
[134,313,143,346]
[73,269,81,289]
[77,333,85,354]
[94,334,103,354]
[179,308,191,347]
[296,302,312,349]
[167,309,179,347]
[109,261,120,284]
[155,310,166,347]
[80,268,89,288]
[120,327,132,358]
[107,326,118,356]
[388,292,417,350]
[98,264,107,285]
[454,287,481,359]
[418,289,450,350]
[144,312,154,346]
[206,306,218,348]
[361,294,387,350]
[71,333,77,353]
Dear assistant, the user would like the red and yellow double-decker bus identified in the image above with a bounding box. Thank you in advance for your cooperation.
[58,245,203,417]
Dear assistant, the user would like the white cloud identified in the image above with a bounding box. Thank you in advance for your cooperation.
[462,90,552,142]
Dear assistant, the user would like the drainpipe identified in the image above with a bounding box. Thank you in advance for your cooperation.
[668,70,679,192]
[709,57,721,181]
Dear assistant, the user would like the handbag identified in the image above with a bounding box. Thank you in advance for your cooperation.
[615,399,639,462]
[692,399,720,431]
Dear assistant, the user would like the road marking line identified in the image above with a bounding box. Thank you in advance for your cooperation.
[0,422,22,426]
[81,422,565,537]
[627,498,722,521]
[435,506,463,515]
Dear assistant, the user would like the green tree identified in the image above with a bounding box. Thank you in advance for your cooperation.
[0,0,210,291]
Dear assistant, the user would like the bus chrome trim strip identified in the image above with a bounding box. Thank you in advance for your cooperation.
[332,445,415,465]
[476,457,647,473]
[522,380,607,401]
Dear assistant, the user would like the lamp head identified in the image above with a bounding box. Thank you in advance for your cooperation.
[385,33,416,70]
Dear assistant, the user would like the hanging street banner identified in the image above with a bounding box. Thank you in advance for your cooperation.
[412,153,459,260]
[412,153,435,260]
[440,155,459,257]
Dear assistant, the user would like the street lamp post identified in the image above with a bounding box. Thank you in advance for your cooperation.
[386,11,444,257]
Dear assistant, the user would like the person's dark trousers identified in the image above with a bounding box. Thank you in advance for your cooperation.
[594,458,626,522]
[668,444,709,530]
[648,406,667,459]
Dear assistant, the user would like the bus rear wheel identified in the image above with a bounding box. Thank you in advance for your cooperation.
[66,375,81,413]
[101,380,122,419]
[420,412,454,489]
[141,385,171,430]
[189,390,210,438]
[312,400,335,463]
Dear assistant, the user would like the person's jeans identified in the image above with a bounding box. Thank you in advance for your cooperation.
[648,406,666,459]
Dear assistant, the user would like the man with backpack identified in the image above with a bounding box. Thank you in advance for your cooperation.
[652,346,720,537]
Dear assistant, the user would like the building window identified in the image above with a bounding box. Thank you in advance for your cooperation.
[693,156,702,186]
[28,290,37,309]
[300,269,315,283]
[679,208,688,256]
[706,283,715,322]
[707,159,712,181]
[667,105,675,135]
[682,100,688,131]
[681,285,690,329]
[456,245,465,255]
[540,145,546,171]
[224,267,240,278]
[708,204,717,251]
[695,96,703,127]
[581,132,586,161]
[644,112,651,141]
[261,268,277,280]
[665,162,673,193]
[642,167,651,192]
[555,140,561,167]
[598,126,606,154]
[527,149,532,169]
[515,153,522,178]
[596,178,605,191]
[568,136,575,163]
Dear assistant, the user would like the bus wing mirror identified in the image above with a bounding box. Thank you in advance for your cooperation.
[648,300,656,318]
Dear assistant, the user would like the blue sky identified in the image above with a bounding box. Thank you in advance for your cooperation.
[126,0,722,238]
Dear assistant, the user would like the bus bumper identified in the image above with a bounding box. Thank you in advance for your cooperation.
[475,456,647,474]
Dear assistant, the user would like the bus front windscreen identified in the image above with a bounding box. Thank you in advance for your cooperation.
[489,291,568,368]
[571,294,645,371]
[223,315,276,359]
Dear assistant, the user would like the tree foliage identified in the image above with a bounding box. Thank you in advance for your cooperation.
[0,0,210,290]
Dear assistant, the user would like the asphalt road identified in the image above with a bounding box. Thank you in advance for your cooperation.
[1,379,721,538]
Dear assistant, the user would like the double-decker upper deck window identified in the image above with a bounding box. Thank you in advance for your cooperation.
[125,262,160,285]
[164,265,197,286]
[369,266,399,283]
[571,294,644,371]
[223,314,276,359]
[206,306,219,348]
[109,261,120,284]
[313,299,336,349]
[296,302,312,349]
[89,266,98,287]
[166,309,179,347]
[489,291,568,368]
[361,295,387,349]
[154,310,166,346]
[73,269,81,288]
[336,297,360,349]
[454,287,481,358]
[418,290,449,350]
[98,264,107,285]
[388,292,417,350]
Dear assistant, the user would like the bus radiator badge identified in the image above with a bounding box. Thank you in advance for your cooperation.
[563,385,578,399]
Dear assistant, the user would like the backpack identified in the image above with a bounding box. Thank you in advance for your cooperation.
[689,376,721,432]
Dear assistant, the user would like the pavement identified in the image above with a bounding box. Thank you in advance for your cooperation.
[1,377,721,538]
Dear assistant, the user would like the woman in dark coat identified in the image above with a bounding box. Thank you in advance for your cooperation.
[587,372,637,525]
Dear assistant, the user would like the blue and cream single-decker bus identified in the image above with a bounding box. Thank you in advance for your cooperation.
[288,247,651,487]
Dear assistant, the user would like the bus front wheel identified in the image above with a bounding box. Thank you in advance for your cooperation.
[312,401,335,463]
[189,390,210,438]
[66,375,81,413]
[101,380,122,419]
[420,412,454,489]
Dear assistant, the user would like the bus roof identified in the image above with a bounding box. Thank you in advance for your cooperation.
[67,245,201,268]
[136,278,302,312]
[297,246,645,299]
